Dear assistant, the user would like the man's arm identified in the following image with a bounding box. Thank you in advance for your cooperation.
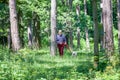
[63,35,67,45]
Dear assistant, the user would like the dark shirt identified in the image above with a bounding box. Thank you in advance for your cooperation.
[56,34,66,44]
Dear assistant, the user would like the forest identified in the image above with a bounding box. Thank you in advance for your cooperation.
[0,0,120,80]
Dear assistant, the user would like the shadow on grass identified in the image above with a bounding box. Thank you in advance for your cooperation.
[28,60,94,79]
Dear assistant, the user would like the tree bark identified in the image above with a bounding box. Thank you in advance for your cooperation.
[7,27,11,49]
[117,0,120,53]
[92,0,99,69]
[50,0,57,56]
[117,0,120,64]
[69,28,73,48]
[9,0,21,51]
[76,4,80,16]
[84,0,87,15]
[84,0,90,51]
[102,0,114,60]
[85,27,90,51]
[35,16,41,48]
[77,27,80,48]
[76,4,81,49]
[32,13,41,49]
[28,19,33,49]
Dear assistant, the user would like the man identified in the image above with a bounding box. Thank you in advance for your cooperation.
[56,30,67,56]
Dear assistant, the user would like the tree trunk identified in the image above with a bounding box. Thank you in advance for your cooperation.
[92,0,99,69]
[35,16,41,48]
[99,23,104,51]
[76,4,80,16]
[117,0,120,53]
[84,0,87,15]
[102,0,114,60]
[85,27,90,51]
[9,0,21,51]
[101,0,106,50]
[28,19,33,49]
[50,0,57,56]
[76,5,81,49]
[69,28,73,48]
[69,0,73,49]
[32,14,41,49]
[77,27,80,49]
[7,27,11,49]
[84,0,90,51]
[117,0,120,64]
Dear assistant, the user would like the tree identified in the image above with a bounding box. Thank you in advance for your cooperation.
[102,0,114,61]
[77,27,80,48]
[92,0,99,69]
[84,0,90,51]
[117,0,120,63]
[69,0,73,49]
[7,27,11,49]
[76,4,80,49]
[117,0,120,60]
[9,0,21,51]
[28,19,33,49]
[50,0,57,56]
[33,13,41,49]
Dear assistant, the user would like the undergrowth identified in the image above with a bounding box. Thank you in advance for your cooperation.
[0,46,120,80]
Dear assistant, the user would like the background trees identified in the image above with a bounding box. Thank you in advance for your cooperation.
[0,0,120,79]
[0,0,119,64]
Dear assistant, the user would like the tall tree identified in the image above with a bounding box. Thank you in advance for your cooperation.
[7,27,11,49]
[33,13,41,49]
[50,0,57,56]
[84,0,90,51]
[77,27,80,48]
[118,0,120,47]
[92,0,99,69]
[117,0,120,63]
[28,19,33,49]
[9,0,21,51]
[76,4,80,49]
[101,0,106,50]
[69,0,73,49]
[102,0,114,61]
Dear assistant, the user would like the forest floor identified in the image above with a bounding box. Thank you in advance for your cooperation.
[0,46,120,80]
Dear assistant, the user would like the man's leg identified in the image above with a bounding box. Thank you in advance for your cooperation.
[60,43,65,56]
[57,44,62,56]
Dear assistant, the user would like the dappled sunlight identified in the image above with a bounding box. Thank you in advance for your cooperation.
[0,47,120,79]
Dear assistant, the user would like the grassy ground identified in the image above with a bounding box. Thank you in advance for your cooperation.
[0,46,120,80]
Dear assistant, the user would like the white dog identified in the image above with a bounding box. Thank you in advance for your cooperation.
[72,51,77,56]
[66,45,77,56]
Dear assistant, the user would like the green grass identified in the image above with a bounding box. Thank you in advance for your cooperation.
[0,46,120,80]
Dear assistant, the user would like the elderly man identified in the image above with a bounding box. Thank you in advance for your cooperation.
[56,30,67,56]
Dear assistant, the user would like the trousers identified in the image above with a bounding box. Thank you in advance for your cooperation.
[57,43,65,56]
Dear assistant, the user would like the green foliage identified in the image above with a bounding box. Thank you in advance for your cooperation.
[0,46,120,80]
[0,0,120,79]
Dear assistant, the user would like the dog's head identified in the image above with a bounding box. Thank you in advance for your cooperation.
[72,51,77,56]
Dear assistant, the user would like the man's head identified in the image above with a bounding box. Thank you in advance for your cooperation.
[58,30,62,35]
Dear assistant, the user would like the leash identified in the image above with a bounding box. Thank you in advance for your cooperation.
[65,44,73,53]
